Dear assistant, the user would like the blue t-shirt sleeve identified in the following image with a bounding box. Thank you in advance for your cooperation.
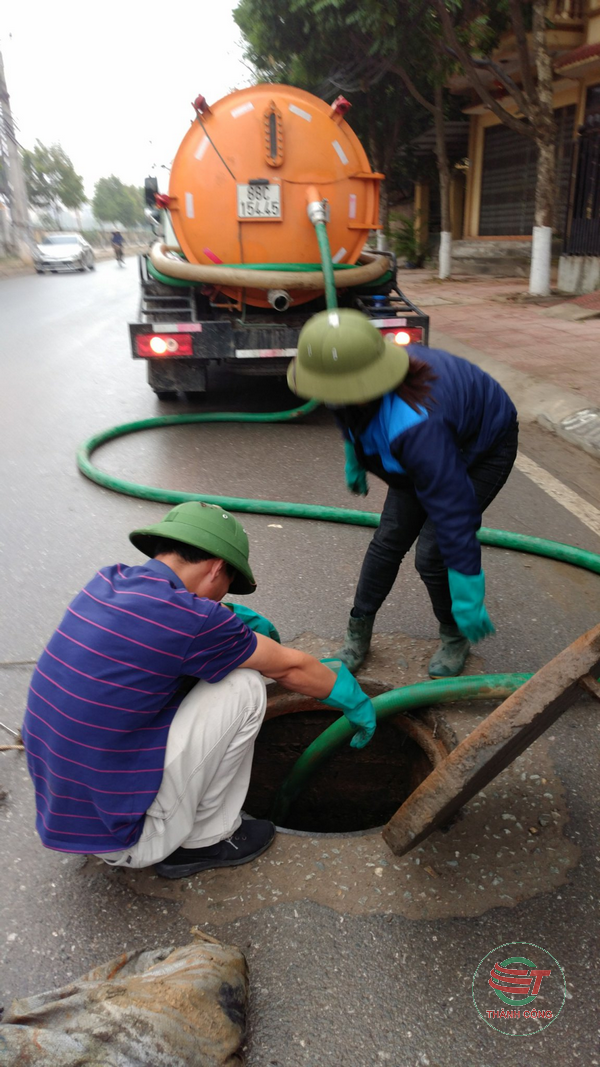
[182,600,258,683]
[393,418,482,575]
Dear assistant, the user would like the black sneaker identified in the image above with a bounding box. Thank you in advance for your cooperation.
[155,819,275,879]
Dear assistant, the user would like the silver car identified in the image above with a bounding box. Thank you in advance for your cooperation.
[35,233,96,273]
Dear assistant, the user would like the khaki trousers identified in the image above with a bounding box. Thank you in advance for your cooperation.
[97,669,267,869]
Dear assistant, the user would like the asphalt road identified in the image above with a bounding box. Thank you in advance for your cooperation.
[1,258,599,1065]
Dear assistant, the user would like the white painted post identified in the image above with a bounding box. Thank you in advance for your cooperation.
[529,225,552,296]
[439,231,452,279]
[376,231,388,252]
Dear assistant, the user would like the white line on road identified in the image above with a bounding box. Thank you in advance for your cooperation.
[515,452,600,539]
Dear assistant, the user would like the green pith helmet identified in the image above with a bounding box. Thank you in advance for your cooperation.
[287,308,410,404]
[129,501,256,595]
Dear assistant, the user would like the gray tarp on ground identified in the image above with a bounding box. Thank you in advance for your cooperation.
[0,936,248,1066]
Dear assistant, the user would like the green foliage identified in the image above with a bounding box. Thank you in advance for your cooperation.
[92,176,145,227]
[232,0,438,216]
[391,213,426,267]
[22,141,86,221]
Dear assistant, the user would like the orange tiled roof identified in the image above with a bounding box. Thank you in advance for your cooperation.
[555,41,600,70]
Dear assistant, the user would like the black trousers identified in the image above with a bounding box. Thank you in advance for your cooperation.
[353,423,519,626]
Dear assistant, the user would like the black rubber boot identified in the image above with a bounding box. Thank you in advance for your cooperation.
[332,612,376,674]
[428,622,470,679]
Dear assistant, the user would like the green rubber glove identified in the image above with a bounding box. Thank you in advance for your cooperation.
[344,440,368,496]
[319,658,376,749]
[448,569,495,643]
[224,603,281,643]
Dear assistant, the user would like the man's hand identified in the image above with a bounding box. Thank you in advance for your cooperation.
[240,639,376,748]
[319,659,376,748]
[225,602,281,642]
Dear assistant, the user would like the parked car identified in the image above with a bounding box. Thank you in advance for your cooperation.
[34,234,95,273]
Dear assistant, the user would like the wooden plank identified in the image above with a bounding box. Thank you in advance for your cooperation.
[383,623,600,857]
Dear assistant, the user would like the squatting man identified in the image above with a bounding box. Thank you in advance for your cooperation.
[23,502,375,879]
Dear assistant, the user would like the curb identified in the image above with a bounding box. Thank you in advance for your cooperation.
[430,327,600,460]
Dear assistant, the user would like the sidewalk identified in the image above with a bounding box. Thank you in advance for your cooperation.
[400,270,600,457]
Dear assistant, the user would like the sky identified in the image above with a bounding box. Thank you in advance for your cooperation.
[2,0,252,199]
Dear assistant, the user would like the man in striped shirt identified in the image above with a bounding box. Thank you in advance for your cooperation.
[23,501,376,879]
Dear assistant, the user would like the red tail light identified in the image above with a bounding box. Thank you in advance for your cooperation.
[135,333,193,357]
[380,326,423,345]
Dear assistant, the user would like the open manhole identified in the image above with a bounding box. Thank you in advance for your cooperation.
[245,684,451,836]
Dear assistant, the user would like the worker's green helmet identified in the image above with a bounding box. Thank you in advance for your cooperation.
[287,308,410,404]
[129,501,256,595]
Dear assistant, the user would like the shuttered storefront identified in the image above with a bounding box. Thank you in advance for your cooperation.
[479,105,576,236]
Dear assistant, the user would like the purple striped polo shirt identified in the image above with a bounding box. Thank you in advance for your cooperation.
[22,559,257,854]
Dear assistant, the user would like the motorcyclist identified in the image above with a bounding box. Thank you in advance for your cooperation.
[110,230,124,264]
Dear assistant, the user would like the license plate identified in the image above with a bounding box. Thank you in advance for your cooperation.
[237,183,281,220]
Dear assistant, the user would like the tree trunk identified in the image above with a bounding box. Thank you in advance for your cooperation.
[378,181,389,250]
[529,0,557,296]
[433,83,452,279]
[530,137,555,296]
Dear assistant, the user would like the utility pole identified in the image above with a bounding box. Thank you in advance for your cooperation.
[0,48,32,261]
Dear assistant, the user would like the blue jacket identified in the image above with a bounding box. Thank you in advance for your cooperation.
[343,346,517,575]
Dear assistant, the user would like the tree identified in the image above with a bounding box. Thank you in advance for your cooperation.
[432,0,558,296]
[341,0,460,278]
[233,0,432,239]
[22,141,86,226]
[92,175,145,228]
[234,0,462,277]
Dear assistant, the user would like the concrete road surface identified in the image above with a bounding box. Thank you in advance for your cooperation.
[1,259,599,1065]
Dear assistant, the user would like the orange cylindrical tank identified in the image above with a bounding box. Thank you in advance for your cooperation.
[167,84,382,308]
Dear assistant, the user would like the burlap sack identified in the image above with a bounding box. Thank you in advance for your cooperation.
[0,934,247,1066]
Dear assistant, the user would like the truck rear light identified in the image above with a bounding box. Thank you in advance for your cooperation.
[380,326,423,345]
[135,333,193,357]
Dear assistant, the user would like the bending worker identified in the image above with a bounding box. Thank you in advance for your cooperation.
[287,309,518,679]
[22,502,375,880]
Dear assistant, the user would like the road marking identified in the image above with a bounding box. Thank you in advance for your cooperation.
[516,452,600,538]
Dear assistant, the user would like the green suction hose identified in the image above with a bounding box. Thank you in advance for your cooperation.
[75,410,600,574]
[270,673,532,824]
[313,220,338,311]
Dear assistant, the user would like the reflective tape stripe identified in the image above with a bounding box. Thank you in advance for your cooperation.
[194,136,209,161]
[231,102,254,118]
[235,348,297,359]
[332,140,349,165]
[289,104,312,121]
[151,323,203,333]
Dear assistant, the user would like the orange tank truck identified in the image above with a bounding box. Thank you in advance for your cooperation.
[129,84,429,399]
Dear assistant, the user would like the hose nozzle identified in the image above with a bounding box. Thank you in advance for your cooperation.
[306,184,327,225]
